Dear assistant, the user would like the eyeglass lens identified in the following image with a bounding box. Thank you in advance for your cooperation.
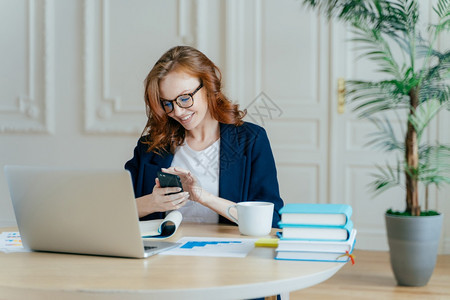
[161,95,193,113]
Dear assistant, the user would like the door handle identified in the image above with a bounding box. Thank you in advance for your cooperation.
[337,78,345,114]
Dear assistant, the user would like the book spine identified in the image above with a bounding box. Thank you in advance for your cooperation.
[278,222,347,228]
[279,203,352,216]
[274,256,350,262]
[278,215,353,241]
[278,204,352,227]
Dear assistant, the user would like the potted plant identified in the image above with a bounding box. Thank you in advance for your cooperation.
[302,0,450,286]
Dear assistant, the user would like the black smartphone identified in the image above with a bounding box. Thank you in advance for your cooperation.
[157,171,183,194]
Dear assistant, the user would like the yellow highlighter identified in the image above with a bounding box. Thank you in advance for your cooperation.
[254,238,279,248]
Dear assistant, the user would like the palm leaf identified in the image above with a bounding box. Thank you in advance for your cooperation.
[420,50,450,85]
[365,116,404,152]
[369,161,403,195]
[434,0,450,18]
[433,0,450,34]
[419,144,450,186]
[347,80,410,116]
[420,144,450,168]
[419,55,450,109]
[350,25,403,79]
[303,0,415,34]
[408,99,444,140]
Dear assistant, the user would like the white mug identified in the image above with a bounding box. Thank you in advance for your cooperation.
[226,202,274,236]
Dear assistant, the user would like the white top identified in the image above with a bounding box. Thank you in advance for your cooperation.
[170,139,220,223]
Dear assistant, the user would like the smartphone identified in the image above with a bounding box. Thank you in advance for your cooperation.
[157,171,183,194]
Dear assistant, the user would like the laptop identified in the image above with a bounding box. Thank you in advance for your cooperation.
[4,166,179,258]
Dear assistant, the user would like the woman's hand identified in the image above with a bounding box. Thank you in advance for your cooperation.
[161,167,204,203]
[136,178,189,217]
[161,167,240,223]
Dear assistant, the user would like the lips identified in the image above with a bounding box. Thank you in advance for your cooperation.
[179,112,195,125]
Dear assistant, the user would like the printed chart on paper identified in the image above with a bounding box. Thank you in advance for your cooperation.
[159,237,257,257]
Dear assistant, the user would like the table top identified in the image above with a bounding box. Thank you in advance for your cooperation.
[0,223,344,300]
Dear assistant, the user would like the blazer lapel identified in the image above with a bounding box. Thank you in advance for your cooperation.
[219,124,246,202]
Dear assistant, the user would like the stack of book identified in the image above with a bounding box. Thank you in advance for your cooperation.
[276,203,356,263]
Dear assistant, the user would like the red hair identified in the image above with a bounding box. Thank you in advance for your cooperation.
[142,46,245,154]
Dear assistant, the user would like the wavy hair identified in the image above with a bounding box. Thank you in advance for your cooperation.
[142,46,245,154]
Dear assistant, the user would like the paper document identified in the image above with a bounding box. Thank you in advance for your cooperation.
[140,210,182,239]
[0,232,28,253]
[159,237,257,257]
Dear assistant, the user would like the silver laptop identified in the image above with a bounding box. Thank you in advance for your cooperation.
[4,166,178,258]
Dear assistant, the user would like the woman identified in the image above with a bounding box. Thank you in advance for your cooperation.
[125,45,283,227]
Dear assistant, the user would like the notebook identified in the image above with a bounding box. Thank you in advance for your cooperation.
[4,165,179,258]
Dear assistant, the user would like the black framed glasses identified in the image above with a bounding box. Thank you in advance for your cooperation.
[160,83,203,113]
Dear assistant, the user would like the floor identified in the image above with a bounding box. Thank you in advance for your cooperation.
[290,250,450,300]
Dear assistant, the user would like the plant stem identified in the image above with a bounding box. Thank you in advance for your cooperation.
[405,86,420,216]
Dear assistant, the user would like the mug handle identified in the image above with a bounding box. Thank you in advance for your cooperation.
[226,204,239,224]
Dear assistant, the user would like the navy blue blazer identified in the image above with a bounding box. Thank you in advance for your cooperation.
[124,122,284,228]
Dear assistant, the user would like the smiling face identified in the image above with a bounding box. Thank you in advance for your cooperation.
[159,70,213,131]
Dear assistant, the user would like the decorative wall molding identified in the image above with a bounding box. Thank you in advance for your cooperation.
[269,119,320,152]
[179,0,196,46]
[83,0,200,134]
[253,0,263,97]
[226,0,321,106]
[193,0,208,54]
[278,162,319,204]
[225,0,246,104]
[260,1,320,105]
[0,0,54,134]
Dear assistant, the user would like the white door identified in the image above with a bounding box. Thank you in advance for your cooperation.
[225,0,332,206]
